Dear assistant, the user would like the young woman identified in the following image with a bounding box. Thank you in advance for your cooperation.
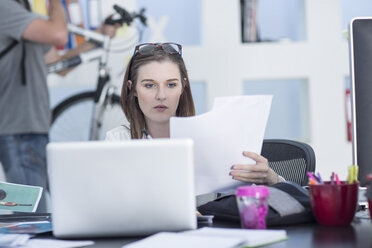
[106,42,283,185]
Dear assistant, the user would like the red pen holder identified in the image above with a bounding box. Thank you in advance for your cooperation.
[309,181,359,226]
[368,199,372,219]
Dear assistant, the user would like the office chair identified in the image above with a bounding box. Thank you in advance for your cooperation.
[261,139,316,186]
[196,139,316,206]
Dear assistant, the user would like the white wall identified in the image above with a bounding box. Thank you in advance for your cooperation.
[184,0,351,179]
[48,0,352,179]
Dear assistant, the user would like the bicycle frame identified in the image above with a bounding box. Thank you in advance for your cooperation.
[49,6,146,141]
[48,24,118,140]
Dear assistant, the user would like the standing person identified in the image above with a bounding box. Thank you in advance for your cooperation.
[0,0,119,212]
[0,0,68,213]
[106,42,284,185]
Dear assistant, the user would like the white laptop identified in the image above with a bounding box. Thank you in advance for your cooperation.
[46,139,196,238]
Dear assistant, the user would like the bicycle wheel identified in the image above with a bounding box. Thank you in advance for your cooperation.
[50,91,127,142]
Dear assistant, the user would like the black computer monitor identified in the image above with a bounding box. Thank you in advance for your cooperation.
[349,17,372,185]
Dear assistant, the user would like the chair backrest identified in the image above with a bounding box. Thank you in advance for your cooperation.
[261,139,316,186]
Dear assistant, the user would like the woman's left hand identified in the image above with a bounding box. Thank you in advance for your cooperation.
[229,151,280,185]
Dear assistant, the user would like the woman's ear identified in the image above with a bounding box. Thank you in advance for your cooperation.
[128,80,137,96]
[127,80,132,90]
[182,77,187,93]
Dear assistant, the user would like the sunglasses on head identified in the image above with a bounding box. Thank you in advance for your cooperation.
[127,42,183,81]
[133,42,182,57]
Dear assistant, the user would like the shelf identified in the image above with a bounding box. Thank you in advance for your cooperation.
[241,0,307,43]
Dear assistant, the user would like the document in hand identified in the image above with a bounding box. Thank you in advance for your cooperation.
[170,95,272,195]
[185,227,288,247]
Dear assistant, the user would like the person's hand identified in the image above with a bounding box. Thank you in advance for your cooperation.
[99,20,121,38]
[229,151,280,185]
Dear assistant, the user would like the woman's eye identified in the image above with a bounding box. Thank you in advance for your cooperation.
[144,83,154,88]
[168,83,177,88]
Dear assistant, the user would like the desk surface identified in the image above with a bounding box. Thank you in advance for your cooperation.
[36,211,372,248]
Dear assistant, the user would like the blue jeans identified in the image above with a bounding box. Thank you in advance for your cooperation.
[0,134,48,213]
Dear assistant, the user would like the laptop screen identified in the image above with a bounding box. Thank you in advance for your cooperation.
[47,139,196,238]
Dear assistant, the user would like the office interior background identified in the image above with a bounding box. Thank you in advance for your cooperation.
[1,0,370,181]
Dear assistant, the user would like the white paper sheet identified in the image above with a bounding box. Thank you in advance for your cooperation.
[19,239,94,248]
[170,95,272,195]
[184,227,287,247]
[122,232,244,248]
[0,234,31,247]
[123,227,287,248]
[0,235,94,248]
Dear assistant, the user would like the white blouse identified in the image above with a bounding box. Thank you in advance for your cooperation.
[105,125,149,140]
[105,126,131,141]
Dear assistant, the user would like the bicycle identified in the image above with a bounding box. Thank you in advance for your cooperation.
[48,5,146,142]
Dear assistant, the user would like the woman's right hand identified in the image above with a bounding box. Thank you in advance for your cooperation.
[230,151,283,185]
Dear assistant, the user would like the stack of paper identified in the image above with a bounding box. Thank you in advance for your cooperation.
[123,227,287,248]
[0,221,52,234]
[186,227,288,247]
[0,234,94,248]
[18,239,94,248]
[0,234,31,247]
[122,232,243,248]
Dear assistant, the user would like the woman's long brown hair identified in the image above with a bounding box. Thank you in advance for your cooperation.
[121,48,195,139]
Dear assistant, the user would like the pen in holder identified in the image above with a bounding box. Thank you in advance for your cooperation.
[308,169,359,226]
[309,181,359,226]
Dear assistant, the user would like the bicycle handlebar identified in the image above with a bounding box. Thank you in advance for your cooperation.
[104,5,147,26]
[48,5,146,74]
[67,24,105,43]
[48,56,81,73]
[48,49,104,74]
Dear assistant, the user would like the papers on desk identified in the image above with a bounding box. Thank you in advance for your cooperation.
[122,227,287,248]
[0,182,43,212]
[0,234,31,247]
[0,234,94,248]
[186,227,288,247]
[0,221,52,234]
[170,95,272,195]
[17,239,94,248]
[122,232,244,248]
